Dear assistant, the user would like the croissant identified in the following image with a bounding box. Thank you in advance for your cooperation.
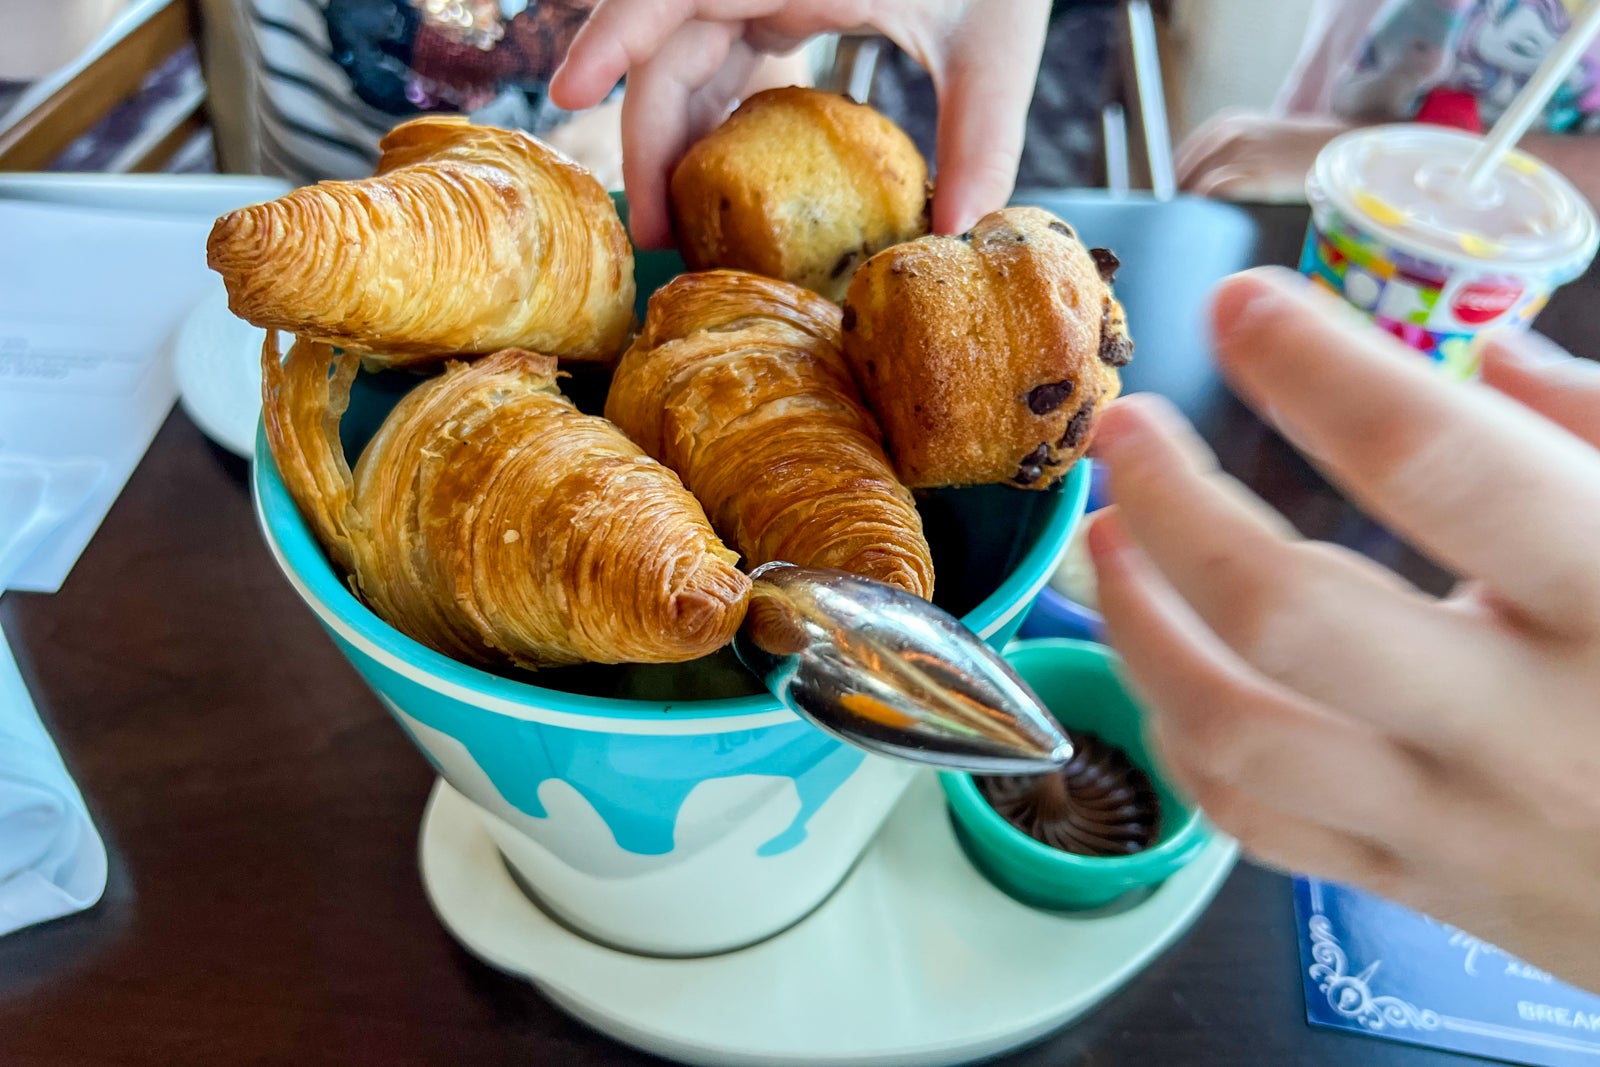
[605,270,934,599]
[262,333,750,668]
[211,116,635,367]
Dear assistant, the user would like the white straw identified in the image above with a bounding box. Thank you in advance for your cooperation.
[1463,0,1600,192]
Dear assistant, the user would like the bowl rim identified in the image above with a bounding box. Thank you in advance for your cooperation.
[251,423,1091,729]
[1041,458,1108,629]
[940,639,1208,878]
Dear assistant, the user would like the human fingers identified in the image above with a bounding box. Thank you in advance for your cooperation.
[553,0,871,107]
[1114,528,1600,989]
[1092,393,1510,744]
[1181,164,1307,203]
[1156,761,1411,898]
[1090,509,1447,847]
[552,0,784,108]
[1178,116,1347,200]
[1180,163,1255,200]
[1211,268,1600,638]
[740,0,878,53]
[927,0,1050,233]
[737,41,816,90]
[1477,330,1600,449]
[1173,110,1253,190]
[616,20,747,248]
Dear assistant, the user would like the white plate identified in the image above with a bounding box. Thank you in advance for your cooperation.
[420,773,1237,1067]
[0,173,292,220]
[172,279,266,459]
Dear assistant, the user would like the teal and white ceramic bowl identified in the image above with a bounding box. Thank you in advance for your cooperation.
[250,242,1091,956]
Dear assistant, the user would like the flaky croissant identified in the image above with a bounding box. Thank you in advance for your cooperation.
[262,333,750,668]
[605,270,934,599]
[211,116,635,367]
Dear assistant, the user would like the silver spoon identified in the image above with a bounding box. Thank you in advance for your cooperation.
[733,561,1074,773]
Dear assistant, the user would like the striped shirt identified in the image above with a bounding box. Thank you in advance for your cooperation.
[238,0,597,184]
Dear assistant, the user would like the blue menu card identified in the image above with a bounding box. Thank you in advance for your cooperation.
[1294,877,1600,1065]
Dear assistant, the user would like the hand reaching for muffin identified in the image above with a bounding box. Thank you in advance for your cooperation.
[659,98,1132,493]
[670,87,930,303]
[550,0,1052,246]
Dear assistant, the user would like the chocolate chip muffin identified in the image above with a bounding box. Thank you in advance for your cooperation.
[669,86,929,303]
[840,206,1131,490]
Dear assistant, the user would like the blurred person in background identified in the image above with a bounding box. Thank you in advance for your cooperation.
[1178,0,1600,204]
[196,0,812,190]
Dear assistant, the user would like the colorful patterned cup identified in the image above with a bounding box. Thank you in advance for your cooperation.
[1301,125,1597,380]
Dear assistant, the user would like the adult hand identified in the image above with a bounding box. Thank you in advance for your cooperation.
[550,0,1050,247]
[1090,267,1600,991]
[1176,111,1353,202]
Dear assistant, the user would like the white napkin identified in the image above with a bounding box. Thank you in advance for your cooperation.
[1,198,214,593]
[0,626,107,935]
[0,456,105,592]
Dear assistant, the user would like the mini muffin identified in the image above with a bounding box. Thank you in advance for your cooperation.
[840,206,1132,490]
[670,86,929,302]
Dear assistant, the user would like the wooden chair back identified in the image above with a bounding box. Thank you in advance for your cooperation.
[0,0,206,172]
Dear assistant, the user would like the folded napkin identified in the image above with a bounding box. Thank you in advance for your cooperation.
[0,626,106,935]
[0,455,104,592]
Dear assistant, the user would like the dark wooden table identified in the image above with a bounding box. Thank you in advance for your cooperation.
[3,204,1595,1067]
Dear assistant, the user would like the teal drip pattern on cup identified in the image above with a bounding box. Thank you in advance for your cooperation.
[941,640,1210,911]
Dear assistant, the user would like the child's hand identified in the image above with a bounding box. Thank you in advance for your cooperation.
[1176,112,1353,201]
[550,0,1051,247]
[1090,267,1600,991]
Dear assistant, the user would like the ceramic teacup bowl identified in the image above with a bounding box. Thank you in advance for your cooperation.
[250,223,1093,956]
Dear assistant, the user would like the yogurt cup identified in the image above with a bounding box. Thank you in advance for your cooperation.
[1301,125,1598,380]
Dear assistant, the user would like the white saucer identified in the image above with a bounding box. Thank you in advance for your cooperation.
[172,278,265,459]
[420,773,1237,1067]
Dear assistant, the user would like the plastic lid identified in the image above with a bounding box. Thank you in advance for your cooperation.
[1309,124,1599,279]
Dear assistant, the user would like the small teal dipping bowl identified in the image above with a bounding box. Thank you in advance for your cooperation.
[941,639,1209,911]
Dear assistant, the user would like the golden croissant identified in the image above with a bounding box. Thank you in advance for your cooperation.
[605,270,934,599]
[262,333,750,668]
[211,116,635,367]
